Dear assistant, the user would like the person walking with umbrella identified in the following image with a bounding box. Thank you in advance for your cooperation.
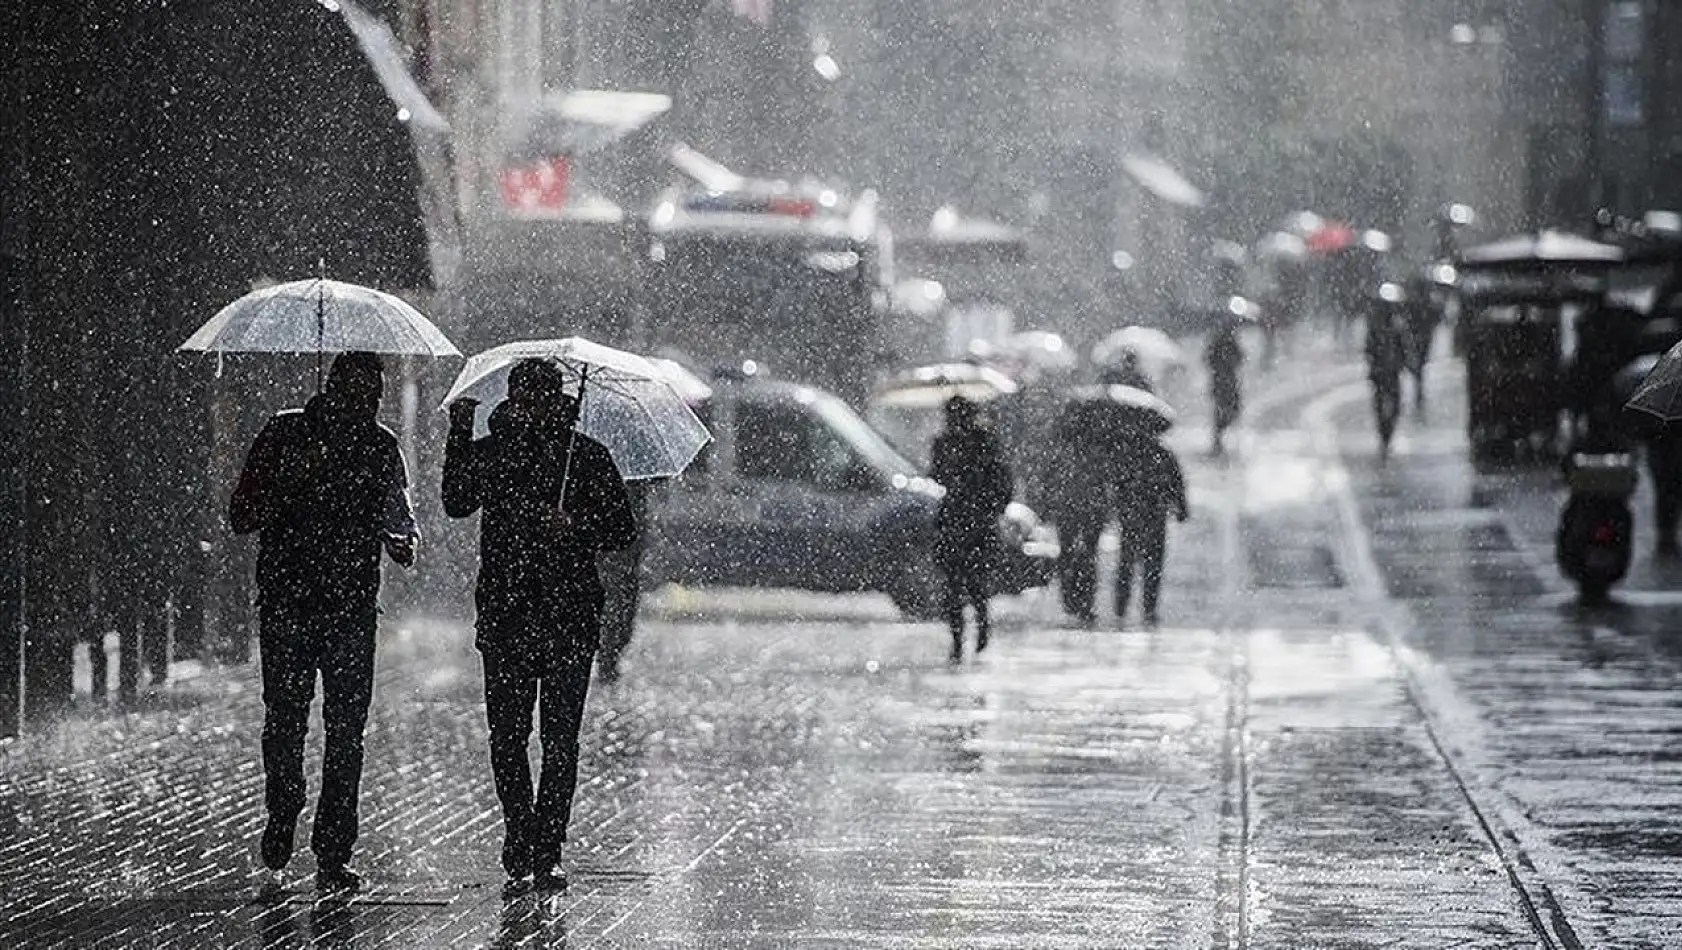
[928,396,1014,663]
[228,351,420,893]
[1112,432,1189,625]
[443,358,637,893]
[1206,317,1244,456]
[1050,395,1118,626]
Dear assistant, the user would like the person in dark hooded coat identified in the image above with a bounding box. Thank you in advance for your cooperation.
[928,396,1014,663]
[443,359,635,893]
[1206,322,1244,456]
[229,351,418,893]
[1112,434,1189,624]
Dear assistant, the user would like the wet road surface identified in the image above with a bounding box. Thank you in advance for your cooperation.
[4,340,1682,947]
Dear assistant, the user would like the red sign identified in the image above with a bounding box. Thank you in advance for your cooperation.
[499,155,570,211]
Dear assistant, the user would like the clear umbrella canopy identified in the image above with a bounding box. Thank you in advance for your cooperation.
[442,338,712,482]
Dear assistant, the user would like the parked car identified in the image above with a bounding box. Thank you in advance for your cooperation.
[644,372,1057,619]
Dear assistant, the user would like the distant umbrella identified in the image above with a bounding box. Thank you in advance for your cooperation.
[1120,154,1206,208]
[1460,230,1624,273]
[1091,326,1185,369]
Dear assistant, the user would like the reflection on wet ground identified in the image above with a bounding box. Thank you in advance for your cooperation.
[6,355,1682,946]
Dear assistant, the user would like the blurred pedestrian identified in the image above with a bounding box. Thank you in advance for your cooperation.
[1366,294,1408,462]
[443,359,635,894]
[928,396,1014,663]
[1113,435,1189,625]
[1050,397,1116,625]
[1401,274,1440,412]
[596,480,649,682]
[1206,322,1244,456]
[229,351,419,893]
[1646,433,1682,558]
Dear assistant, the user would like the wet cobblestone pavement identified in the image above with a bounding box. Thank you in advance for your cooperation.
[5,348,1682,946]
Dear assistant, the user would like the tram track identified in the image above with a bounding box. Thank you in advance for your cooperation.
[1301,377,1588,950]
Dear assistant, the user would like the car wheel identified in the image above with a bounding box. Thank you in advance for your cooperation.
[886,549,944,622]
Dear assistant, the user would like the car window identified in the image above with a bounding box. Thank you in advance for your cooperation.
[737,400,872,491]
[737,402,815,482]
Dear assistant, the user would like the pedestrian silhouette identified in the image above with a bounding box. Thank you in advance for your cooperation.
[1051,396,1118,625]
[442,358,636,894]
[229,351,419,893]
[928,396,1014,663]
[1206,322,1244,456]
[1365,297,1408,462]
[1113,434,1189,625]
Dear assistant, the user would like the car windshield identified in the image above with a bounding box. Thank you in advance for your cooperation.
[810,393,920,480]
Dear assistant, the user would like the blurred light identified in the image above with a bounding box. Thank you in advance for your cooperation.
[1378,282,1404,303]
[1112,250,1136,271]
[931,205,959,233]
[812,54,840,82]
[741,360,759,377]
[317,0,341,10]
[1360,230,1392,252]
[1430,263,1458,286]
[652,200,676,229]
[818,189,838,208]
[396,107,411,123]
[1450,23,1476,44]
[1447,203,1476,226]
[921,280,945,301]
[1646,210,1682,235]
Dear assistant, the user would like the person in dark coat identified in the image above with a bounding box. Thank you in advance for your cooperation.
[1646,433,1682,558]
[229,351,418,893]
[1050,396,1117,626]
[595,479,649,682]
[442,359,636,893]
[1206,322,1244,456]
[928,396,1014,663]
[1113,434,1189,625]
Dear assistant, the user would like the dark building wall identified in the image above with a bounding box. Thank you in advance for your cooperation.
[5,0,429,726]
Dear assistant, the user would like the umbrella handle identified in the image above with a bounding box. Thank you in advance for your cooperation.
[558,366,588,510]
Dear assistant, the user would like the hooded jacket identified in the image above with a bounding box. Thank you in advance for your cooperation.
[442,400,635,643]
[230,393,414,613]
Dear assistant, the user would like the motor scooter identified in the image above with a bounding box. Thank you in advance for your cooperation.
[1555,451,1638,604]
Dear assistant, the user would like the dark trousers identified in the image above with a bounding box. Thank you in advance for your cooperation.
[1115,516,1167,617]
[1648,438,1682,549]
[942,562,991,650]
[1058,516,1104,619]
[259,605,377,869]
[480,615,597,874]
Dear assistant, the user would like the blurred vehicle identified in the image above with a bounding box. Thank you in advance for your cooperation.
[864,363,1019,469]
[1556,450,1637,605]
[643,153,892,404]
[644,371,1056,620]
[1455,232,1625,463]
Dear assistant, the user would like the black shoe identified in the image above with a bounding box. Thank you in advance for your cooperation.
[502,829,533,879]
[532,867,568,892]
[976,632,989,655]
[502,874,534,898]
[260,815,295,871]
[314,865,362,893]
[948,643,963,665]
[1142,609,1159,627]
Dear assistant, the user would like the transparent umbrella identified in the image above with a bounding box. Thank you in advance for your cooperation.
[441,337,712,483]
